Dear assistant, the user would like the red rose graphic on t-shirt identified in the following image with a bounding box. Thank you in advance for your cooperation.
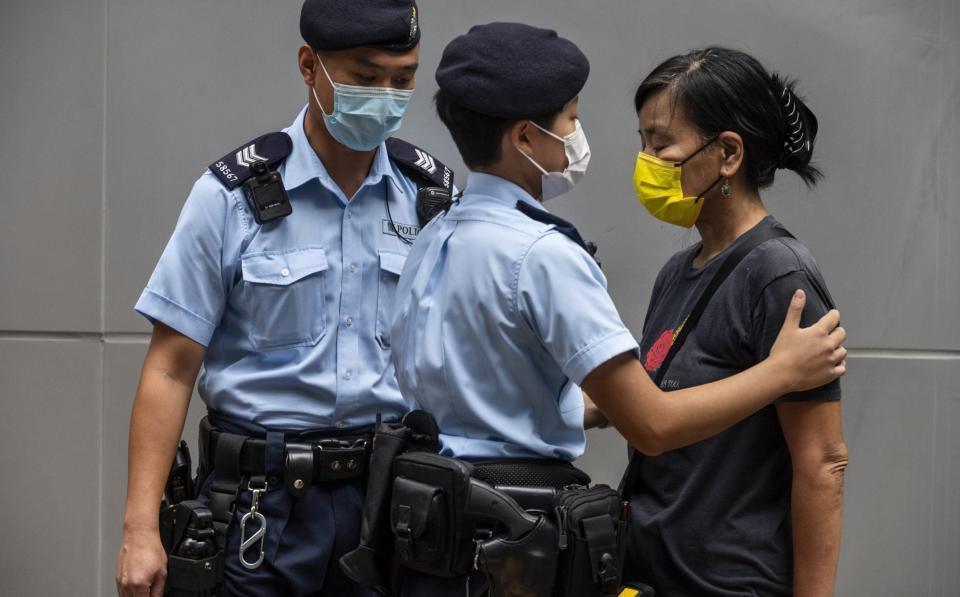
[644,329,674,372]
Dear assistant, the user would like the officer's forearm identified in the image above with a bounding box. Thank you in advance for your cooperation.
[581,391,608,429]
[123,369,193,531]
[584,354,791,456]
[122,324,204,532]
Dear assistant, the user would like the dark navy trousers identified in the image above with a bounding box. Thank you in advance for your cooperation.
[399,570,489,596]
[198,413,373,597]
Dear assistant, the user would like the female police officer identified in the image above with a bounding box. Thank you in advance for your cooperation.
[623,47,847,596]
[388,22,846,595]
[115,1,454,595]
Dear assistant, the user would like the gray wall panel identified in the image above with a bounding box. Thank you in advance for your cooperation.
[577,428,629,489]
[0,340,101,596]
[838,356,960,595]
[930,363,960,597]
[0,1,104,332]
[104,0,306,332]
[938,2,960,342]
[101,340,206,593]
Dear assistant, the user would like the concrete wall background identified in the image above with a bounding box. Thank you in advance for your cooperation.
[0,0,957,594]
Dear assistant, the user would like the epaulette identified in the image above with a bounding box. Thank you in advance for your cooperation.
[385,138,455,192]
[516,201,601,267]
[208,132,293,190]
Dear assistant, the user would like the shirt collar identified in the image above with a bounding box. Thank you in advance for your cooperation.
[462,171,547,213]
[280,105,403,195]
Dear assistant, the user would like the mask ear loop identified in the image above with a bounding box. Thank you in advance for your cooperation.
[678,136,719,167]
[311,53,337,117]
[679,136,723,203]
[528,120,567,143]
[693,175,724,204]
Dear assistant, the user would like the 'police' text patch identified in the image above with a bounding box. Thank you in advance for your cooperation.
[382,219,421,241]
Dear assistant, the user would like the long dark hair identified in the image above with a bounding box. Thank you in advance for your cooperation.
[635,46,822,188]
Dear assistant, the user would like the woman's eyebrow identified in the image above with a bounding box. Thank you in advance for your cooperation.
[641,124,667,138]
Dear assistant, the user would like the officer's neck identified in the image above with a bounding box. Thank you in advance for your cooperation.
[304,109,377,200]
[475,162,542,201]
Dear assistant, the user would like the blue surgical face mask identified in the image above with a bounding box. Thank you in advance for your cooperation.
[312,54,413,151]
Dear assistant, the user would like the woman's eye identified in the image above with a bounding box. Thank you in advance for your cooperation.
[356,74,377,84]
[394,78,411,87]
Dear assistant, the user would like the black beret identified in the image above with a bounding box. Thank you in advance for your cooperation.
[435,22,590,119]
[300,0,420,52]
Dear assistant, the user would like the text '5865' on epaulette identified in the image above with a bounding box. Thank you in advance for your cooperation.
[208,132,294,190]
[385,137,454,191]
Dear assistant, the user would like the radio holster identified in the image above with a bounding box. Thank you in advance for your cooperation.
[159,442,224,596]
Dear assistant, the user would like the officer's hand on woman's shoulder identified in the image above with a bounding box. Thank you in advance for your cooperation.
[581,290,846,456]
[768,289,846,392]
[116,525,167,596]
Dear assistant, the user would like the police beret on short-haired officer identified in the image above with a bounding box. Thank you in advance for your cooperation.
[300,0,420,52]
[435,21,590,119]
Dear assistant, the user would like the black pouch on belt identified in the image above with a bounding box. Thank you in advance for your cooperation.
[340,411,439,595]
[553,485,626,597]
[390,451,476,577]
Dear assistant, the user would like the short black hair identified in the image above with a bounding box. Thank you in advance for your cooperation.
[435,89,560,169]
[635,46,822,189]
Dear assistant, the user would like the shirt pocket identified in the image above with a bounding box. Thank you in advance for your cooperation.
[240,247,329,351]
[376,250,407,349]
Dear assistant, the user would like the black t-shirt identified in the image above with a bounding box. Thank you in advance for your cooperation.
[623,216,841,596]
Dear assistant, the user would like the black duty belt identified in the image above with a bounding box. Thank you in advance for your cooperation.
[472,458,591,490]
[199,417,372,495]
[472,458,592,515]
[207,430,370,484]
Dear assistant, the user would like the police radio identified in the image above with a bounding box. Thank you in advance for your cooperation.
[416,186,452,225]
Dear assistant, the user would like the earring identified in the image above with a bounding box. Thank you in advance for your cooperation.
[720,179,733,198]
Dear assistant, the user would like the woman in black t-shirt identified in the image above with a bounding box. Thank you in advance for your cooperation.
[622,47,848,596]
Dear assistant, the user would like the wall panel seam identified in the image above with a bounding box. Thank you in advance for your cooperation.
[97,0,110,592]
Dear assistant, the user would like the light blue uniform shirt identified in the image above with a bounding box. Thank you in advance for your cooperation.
[390,172,639,460]
[136,106,428,431]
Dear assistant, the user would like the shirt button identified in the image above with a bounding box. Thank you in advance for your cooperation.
[343,370,353,380]
[349,263,357,273]
[336,422,347,429]
[280,267,290,277]
[346,209,353,219]
[345,316,354,326]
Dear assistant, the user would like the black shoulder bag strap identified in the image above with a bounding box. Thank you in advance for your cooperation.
[618,222,794,498]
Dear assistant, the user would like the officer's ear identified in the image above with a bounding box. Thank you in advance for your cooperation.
[298,44,319,86]
[508,119,535,157]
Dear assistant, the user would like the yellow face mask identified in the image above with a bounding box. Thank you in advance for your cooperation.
[632,138,721,228]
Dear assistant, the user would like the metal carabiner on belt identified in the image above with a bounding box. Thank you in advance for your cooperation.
[239,479,268,570]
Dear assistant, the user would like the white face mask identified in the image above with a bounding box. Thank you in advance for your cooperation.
[517,119,591,201]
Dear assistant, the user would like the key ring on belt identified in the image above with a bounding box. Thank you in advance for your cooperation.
[239,478,268,570]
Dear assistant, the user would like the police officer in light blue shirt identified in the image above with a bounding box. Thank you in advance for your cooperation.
[116,2,455,596]
[390,22,847,595]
